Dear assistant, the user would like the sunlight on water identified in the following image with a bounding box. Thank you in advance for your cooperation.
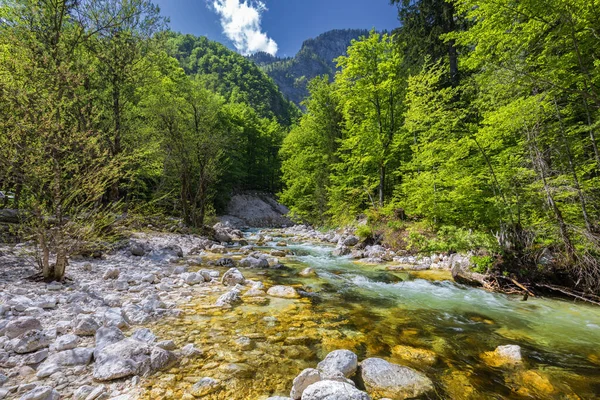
[141,233,600,399]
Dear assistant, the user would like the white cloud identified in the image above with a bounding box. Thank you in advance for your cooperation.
[211,0,278,56]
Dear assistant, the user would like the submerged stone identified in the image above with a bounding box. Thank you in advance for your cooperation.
[360,358,434,399]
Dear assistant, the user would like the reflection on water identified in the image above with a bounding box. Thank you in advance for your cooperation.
[142,232,600,399]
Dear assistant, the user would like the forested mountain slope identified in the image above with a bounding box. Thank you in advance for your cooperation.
[249,29,369,107]
[165,33,300,126]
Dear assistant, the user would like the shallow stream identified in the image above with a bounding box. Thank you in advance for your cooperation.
[143,231,600,399]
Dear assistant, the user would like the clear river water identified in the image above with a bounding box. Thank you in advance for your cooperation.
[142,230,600,399]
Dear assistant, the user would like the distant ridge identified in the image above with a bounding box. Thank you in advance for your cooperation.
[248,29,370,107]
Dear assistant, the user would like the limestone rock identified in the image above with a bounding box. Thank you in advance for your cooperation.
[74,316,100,336]
[317,350,358,378]
[290,368,321,400]
[360,358,433,399]
[19,386,60,400]
[301,381,371,400]
[13,330,52,354]
[4,318,42,339]
[221,268,246,286]
[481,344,523,367]
[267,285,300,299]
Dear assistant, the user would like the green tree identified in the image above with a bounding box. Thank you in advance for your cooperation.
[279,76,343,224]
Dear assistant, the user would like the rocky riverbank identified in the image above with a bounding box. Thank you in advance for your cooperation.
[0,224,589,399]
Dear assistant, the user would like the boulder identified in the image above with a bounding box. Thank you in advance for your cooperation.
[19,386,60,400]
[216,258,235,267]
[267,285,300,299]
[13,330,52,354]
[150,346,178,371]
[93,338,151,381]
[332,247,350,257]
[130,244,146,257]
[214,230,232,243]
[94,327,125,358]
[359,358,434,399]
[4,318,42,339]
[20,348,48,365]
[290,368,322,399]
[342,236,359,247]
[301,381,371,400]
[240,256,269,269]
[74,316,100,336]
[221,268,246,286]
[317,350,358,378]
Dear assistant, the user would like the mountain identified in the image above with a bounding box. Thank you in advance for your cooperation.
[248,29,369,108]
[165,33,300,126]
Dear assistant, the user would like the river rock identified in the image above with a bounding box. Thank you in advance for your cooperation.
[240,256,269,269]
[3,318,42,339]
[267,285,300,299]
[20,348,48,365]
[73,316,100,336]
[299,268,316,277]
[132,328,156,344]
[359,358,433,399]
[19,386,60,400]
[221,268,246,286]
[157,340,177,351]
[150,346,178,371]
[215,289,242,307]
[342,236,359,247]
[332,246,350,257]
[216,258,235,267]
[181,344,203,359]
[40,347,94,371]
[290,368,322,399]
[301,380,371,400]
[190,377,221,397]
[317,350,358,378]
[130,243,146,257]
[93,338,151,381]
[13,330,52,354]
[94,326,125,358]
[481,344,523,367]
[103,268,120,280]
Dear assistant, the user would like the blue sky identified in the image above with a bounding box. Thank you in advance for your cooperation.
[154,0,400,58]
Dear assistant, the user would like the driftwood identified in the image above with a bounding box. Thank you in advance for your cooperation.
[535,283,600,306]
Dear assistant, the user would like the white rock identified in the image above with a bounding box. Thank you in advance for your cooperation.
[301,381,370,400]
[317,350,358,378]
[19,386,60,400]
[290,368,321,399]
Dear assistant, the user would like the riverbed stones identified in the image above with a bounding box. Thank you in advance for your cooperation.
[181,344,203,359]
[482,344,523,367]
[301,380,371,400]
[240,256,269,269]
[190,377,221,397]
[332,246,350,257]
[221,268,246,286]
[290,368,322,399]
[391,345,437,366]
[73,316,100,336]
[359,358,434,399]
[317,350,358,378]
[103,268,120,280]
[342,236,359,247]
[267,285,300,299]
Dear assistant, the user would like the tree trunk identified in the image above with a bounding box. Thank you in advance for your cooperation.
[109,80,121,202]
[379,163,385,207]
[554,100,594,233]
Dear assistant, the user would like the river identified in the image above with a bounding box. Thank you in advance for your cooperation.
[143,230,600,399]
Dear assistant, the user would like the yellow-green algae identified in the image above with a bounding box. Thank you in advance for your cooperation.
[138,236,600,399]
